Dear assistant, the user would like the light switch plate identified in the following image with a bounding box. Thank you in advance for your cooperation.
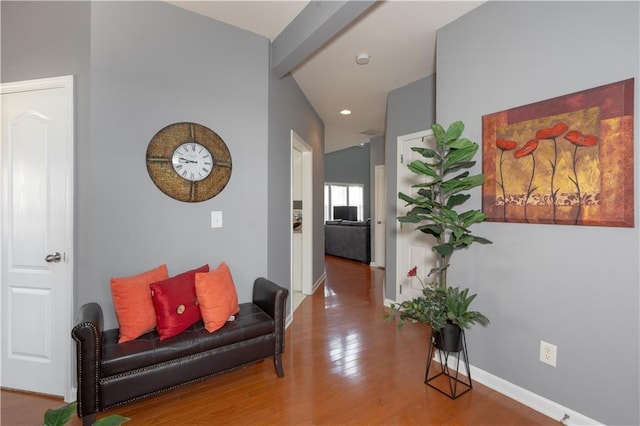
[211,211,223,228]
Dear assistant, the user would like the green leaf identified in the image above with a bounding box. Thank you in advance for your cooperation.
[445,121,464,142]
[433,243,454,256]
[415,189,435,199]
[411,147,440,160]
[441,174,484,195]
[443,143,479,170]
[407,160,438,178]
[460,210,488,227]
[447,194,470,209]
[44,403,77,426]
[445,161,476,174]
[432,123,446,144]
[440,207,459,222]
[448,137,473,150]
[398,192,418,205]
[94,415,131,426]
[472,236,493,244]
[417,224,444,239]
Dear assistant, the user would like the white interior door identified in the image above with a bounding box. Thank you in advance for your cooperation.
[396,130,436,303]
[373,165,386,267]
[1,76,74,399]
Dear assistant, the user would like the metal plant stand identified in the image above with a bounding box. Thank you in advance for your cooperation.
[424,329,472,399]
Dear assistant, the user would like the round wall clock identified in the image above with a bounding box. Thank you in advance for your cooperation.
[146,122,232,202]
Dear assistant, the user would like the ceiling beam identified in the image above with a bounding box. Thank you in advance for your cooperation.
[271,0,377,78]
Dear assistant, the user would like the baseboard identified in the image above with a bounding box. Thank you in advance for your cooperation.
[383,298,395,308]
[312,272,325,294]
[437,354,602,425]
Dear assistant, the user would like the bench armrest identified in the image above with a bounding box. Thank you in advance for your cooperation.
[71,303,104,419]
[252,277,289,355]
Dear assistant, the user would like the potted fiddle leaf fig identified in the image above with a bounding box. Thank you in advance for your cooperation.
[386,121,491,351]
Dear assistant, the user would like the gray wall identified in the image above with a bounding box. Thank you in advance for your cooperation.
[85,1,270,329]
[268,70,325,294]
[2,1,324,329]
[436,2,639,424]
[325,144,371,219]
[384,75,436,299]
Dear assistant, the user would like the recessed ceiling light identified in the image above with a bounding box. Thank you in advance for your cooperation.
[340,109,352,115]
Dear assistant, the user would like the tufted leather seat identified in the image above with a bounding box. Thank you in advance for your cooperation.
[101,304,274,376]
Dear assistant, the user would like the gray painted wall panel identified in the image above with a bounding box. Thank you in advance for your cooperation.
[268,70,325,297]
[436,2,639,424]
[2,0,91,313]
[85,1,270,328]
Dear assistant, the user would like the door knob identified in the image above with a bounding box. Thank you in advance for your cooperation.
[45,252,62,263]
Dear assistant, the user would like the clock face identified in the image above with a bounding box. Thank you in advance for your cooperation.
[171,142,212,182]
[146,122,232,202]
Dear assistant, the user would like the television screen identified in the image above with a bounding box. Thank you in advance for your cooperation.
[333,206,358,221]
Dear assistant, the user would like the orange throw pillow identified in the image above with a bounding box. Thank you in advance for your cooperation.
[110,264,169,343]
[195,262,240,333]
[150,264,208,340]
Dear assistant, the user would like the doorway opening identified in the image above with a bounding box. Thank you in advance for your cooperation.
[291,131,313,312]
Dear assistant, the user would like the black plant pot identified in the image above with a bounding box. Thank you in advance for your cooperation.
[433,321,463,352]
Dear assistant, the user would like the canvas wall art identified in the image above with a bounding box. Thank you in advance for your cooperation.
[482,79,634,227]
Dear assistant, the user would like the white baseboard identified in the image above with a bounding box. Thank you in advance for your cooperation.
[438,354,602,425]
[312,272,325,294]
[287,272,326,327]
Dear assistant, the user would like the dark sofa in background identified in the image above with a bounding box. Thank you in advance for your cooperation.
[324,220,371,263]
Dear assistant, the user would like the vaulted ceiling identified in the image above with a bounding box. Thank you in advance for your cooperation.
[168,1,483,153]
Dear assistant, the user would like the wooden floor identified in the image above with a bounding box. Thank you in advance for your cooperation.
[1,255,555,425]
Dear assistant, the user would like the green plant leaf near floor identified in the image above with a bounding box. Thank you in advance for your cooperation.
[44,402,130,426]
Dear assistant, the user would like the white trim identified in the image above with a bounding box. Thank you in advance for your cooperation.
[285,272,325,328]
[312,271,325,294]
[437,356,602,425]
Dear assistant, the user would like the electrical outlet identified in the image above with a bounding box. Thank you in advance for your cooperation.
[539,340,557,367]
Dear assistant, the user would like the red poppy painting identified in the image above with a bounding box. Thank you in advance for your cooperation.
[482,79,634,227]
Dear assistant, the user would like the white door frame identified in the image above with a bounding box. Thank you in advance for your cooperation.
[1,75,75,401]
[372,165,386,268]
[291,131,313,300]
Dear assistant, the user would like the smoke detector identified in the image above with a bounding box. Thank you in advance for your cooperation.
[355,53,370,65]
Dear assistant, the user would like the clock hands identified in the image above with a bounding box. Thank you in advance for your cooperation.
[178,157,198,164]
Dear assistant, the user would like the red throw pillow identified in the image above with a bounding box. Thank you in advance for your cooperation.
[110,264,169,343]
[195,262,240,333]
[150,264,209,340]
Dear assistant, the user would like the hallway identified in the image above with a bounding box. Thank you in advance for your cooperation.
[1,255,554,425]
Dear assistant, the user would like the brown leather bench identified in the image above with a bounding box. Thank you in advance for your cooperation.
[72,277,288,425]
